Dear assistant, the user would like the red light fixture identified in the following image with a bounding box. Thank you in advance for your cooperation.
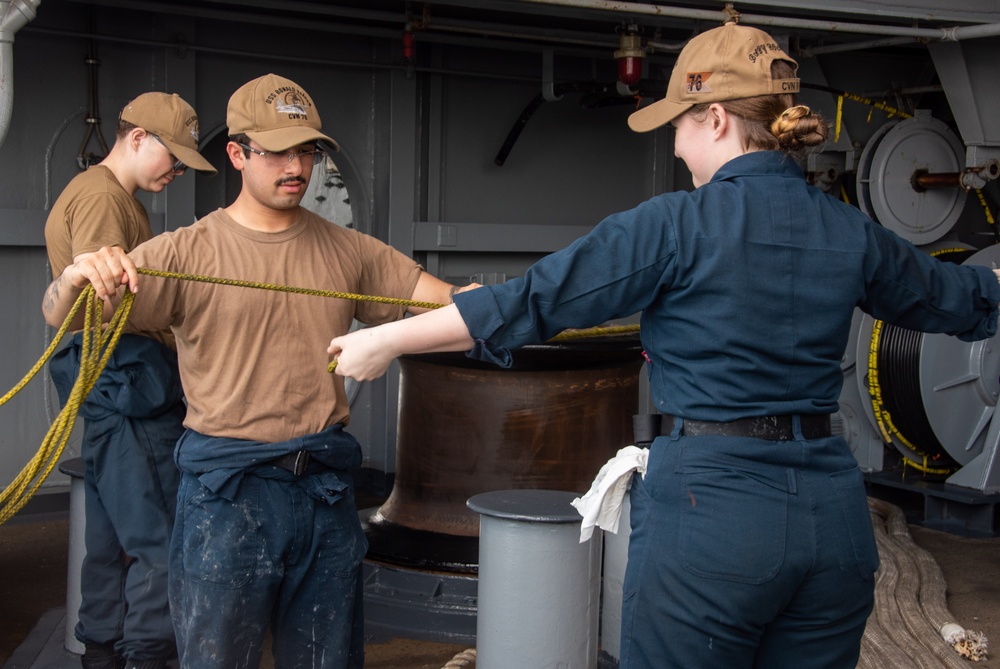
[403,24,415,61]
[615,27,644,87]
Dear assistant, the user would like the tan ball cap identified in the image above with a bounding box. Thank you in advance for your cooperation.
[120,92,217,174]
[226,73,340,153]
[628,22,800,133]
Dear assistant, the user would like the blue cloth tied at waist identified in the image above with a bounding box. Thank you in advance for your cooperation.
[175,423,362,503]
[49,332,183,420]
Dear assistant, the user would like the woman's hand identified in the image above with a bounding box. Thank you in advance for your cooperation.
[328,325,399,381]
[327,304,476,381]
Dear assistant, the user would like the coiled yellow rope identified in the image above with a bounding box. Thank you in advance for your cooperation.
[0,268,640,524]
[0,286,134,525]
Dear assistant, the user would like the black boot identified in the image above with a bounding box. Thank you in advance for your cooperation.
[80,643,125,669]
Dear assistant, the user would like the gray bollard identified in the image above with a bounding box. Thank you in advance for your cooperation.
[468,489,602,669]
[58,457,86,655]
[599,493,630,667]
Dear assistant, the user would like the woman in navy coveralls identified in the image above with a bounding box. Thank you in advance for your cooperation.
[328,21,1000,669]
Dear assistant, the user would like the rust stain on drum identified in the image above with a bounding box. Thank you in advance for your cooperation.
[374,339,643,539]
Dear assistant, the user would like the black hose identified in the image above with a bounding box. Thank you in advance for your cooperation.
[493,81,661,166]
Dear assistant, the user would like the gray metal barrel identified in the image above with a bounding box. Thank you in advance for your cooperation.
[468,489,601,669]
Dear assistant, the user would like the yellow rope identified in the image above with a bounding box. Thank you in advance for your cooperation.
[548,323,639,341]
[136,267,444,310]
[140,267,641,341]
[1,268,641,523]
[0,287,133,525]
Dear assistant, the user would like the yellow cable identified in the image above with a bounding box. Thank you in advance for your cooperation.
[138,269,642,341]
[974,189,995,225]
[548,324,639,341]
[866,316,953,477]
[863,246,968,476]
[136,267,443,310]
[838,90,912,120]
[835,95,843,144]
[0,288,134,524]
[2,269,642,522]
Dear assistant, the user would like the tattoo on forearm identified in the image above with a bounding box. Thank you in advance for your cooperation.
[43,280,61,316]
[449,285,459,303]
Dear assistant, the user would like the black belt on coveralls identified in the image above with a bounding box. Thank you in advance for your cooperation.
[633,413,832,446]
[270,451,312,476]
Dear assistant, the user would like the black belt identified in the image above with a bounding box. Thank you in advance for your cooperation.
[633,413,831,445]
[270,451,312,476]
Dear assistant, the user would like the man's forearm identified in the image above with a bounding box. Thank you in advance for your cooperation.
[41,272,84,329]
[41,246,138,329]
[408,271,481,315]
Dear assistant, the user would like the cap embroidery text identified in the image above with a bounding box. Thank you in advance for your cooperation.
[747,42,783,63]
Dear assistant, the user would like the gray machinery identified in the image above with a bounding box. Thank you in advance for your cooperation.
[836,110,1000,533]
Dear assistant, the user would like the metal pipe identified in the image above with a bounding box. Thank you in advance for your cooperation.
[516,0,727,25]
[913,161,1000,192]
[24,25,549,84]
[423,20,616,50]
[912,170,961,191]
[515,0,1000,42]
[860,85,943,98]
[63,0,1000,54]
[58,0,636,57]
[0,0,42,149]
[34,5,661,70]
[949,22,1000,40]
[801,36,922,57]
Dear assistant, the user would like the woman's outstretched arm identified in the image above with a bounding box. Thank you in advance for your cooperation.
[328,304,474,381]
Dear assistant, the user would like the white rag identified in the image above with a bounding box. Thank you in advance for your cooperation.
[571,445,649,542]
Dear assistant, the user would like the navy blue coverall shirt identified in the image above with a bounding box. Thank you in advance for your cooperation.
[455,151,999,419]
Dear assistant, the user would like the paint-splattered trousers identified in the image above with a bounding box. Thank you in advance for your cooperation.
[168,428,367,669]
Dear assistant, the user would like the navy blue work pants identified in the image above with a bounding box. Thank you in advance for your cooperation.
[50,333,184,662]
[620,426,878,669]
[169,467,367,669]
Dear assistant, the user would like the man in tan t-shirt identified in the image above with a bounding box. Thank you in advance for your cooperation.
[44,92,215,669]
[42,74,474,669]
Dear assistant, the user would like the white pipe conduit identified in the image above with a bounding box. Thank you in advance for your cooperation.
[515,0,1000,41]
[0,0,41,149]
